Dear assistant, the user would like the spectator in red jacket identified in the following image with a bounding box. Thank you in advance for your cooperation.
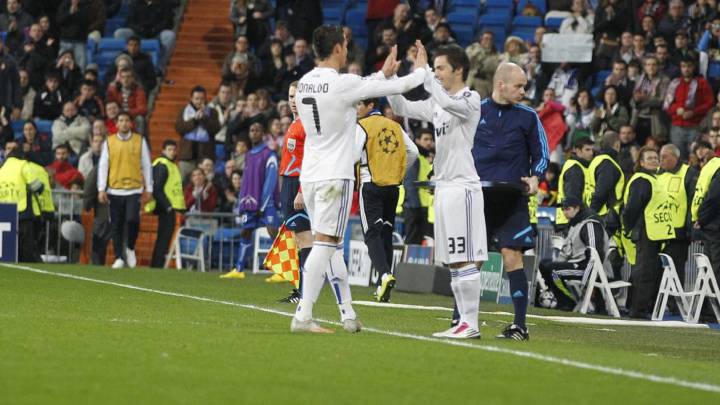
[47,144,83,189]
[106,68,147,134]
[184,167,217,212]
[663,56,714,160]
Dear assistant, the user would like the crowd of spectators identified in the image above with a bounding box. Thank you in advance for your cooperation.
[4,0,720,254]
[0,0,180,192]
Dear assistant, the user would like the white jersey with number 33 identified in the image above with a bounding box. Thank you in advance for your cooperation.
[296,66,427,183]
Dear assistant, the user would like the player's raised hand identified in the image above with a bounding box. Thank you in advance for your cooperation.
[414,40,428,70]
[381,45,400,78]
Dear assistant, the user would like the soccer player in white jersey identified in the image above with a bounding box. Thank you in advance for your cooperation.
[385,43,488,339]
[290,25,429,333]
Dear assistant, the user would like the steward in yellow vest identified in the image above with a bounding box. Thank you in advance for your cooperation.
[0,148,44,261]
[97,113,153,269]
[621,148,674,319]
[658,144,694,279]
[556,138,594,226]
[147,140,185,268]
[692,155,720,280]
[356,101,419,298]
[585,133,625,234]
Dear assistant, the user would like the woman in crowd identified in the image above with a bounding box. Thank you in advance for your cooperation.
[622,147,672,319]
[566,89,596,147]
[592,85,629,140]
[184,168,218,213]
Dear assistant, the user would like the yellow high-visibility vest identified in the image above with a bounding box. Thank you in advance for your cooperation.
[657,163,689,230]
[622,172,676,264]
[556,159,589,225]
[0,157,30,213]
[26,162,54,215]
[691,157,720,222]
[585,154,625,216]
[145,156,186,213]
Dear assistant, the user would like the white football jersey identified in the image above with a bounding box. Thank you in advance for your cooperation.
[296,67,427,182]
[387,74,481,188]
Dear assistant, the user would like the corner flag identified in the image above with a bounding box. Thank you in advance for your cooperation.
[263,224,300,288]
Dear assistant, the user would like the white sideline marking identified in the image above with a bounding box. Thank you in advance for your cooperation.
[4,263,720,395]
[354,301,710,329]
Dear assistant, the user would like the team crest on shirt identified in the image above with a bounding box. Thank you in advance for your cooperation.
[378,127,399,154]
[287,138,296,152]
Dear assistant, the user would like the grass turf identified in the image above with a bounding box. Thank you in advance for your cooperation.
[1,263,719,404]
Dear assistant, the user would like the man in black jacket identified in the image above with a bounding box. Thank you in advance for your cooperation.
[148,139,185,268]
[114,0,176,71]
[56,0,90,69]
[0,39,22,120]
[540,196,609,310]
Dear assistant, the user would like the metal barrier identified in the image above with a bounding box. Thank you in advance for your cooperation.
[534,219,706,297]
[179,211,243,272]
[42,189,84,263]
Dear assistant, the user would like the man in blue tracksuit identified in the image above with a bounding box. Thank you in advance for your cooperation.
[472,62,549,341]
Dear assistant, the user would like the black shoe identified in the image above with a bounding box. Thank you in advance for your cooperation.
[450,318,460,328]
[495,324,529,341]
[278,289,301,303]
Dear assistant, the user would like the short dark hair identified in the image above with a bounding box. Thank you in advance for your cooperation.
[361,98,380,109]
[433,45,470,81]
[601,131,620,150]
[191,85,207,95]
[55,143,69,152]
[573,137,594,149]
[117,111,132,119]
[80,79,96,89]
[680,54,697,65]
[163,139,177,149]
[312,25,345,60]
[127,35,141,44]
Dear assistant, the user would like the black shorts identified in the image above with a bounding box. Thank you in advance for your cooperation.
[280,176,310,232]
[483,188,534,251]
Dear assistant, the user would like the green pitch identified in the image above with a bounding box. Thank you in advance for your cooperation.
[1,263,719,404]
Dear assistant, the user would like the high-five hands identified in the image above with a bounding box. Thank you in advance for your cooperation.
[381,45,401,78]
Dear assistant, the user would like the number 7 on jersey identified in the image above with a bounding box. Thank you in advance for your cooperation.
[302,97,321,135]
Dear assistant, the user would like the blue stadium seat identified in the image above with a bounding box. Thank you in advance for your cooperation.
[512,15,542,28]
[448,12,477,26]
[345,8,365,26]
[517,0,547,15]
[98,38,127,53]
[141,39,160,66]
[485,0,514,7]
[0,31,6,45]
[453,0,479,6]
[325,8,342,24]
[593,70,612,88]
[545,16,566,31]
[479,10,512,26]
[34,119,53,135]
[510,29,535,42]
[454,26,476,47]
[215,144,226,161]
[11,120,24,140]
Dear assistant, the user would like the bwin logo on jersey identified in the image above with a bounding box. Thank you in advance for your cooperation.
[434,122,450,137]
[378,128,399,154]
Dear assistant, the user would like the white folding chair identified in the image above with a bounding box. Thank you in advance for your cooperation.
[251,227,273,274]
[571,247,631,318]
[686,253,720,324]
[651,254,691,321]
[165,227,207,272]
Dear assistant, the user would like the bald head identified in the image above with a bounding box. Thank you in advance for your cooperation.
[494,62,524,85]
[492,62,527,104]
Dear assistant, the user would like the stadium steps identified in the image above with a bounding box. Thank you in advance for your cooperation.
[117,0,232,267]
